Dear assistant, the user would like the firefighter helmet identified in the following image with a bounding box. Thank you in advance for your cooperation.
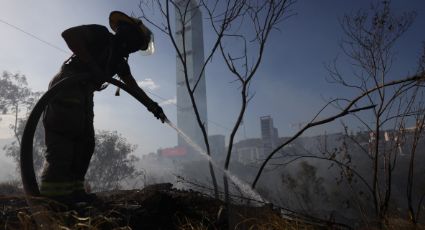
[109,11,155,55]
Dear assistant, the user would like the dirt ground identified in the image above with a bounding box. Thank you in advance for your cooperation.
[0,183,340,229]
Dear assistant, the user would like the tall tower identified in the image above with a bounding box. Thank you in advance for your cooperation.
[260,116,279,156]
[175,0,208,153]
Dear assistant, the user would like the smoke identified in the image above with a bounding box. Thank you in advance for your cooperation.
[0,115,14,139]
[0,155,17,182]
[123,154,180,189]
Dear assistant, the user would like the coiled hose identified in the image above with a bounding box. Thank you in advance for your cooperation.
[20,75,146,196]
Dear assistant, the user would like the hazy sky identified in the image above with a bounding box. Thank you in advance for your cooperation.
[0,0,424,158]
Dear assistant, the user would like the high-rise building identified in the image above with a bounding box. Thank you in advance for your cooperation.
[175,0,208,153]
[260,115,279,155]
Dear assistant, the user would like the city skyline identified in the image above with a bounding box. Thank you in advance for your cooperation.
[0,1,424,158]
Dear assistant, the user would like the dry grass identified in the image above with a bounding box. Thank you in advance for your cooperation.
[16,212,318,230]
[5,200,425,230]
[383,218,425,230]
[12,187,425,229]
[233,211,318,230]
[175,205,321,230]
[14,208,134,230]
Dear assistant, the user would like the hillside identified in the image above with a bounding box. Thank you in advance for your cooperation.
[0,183,346,229]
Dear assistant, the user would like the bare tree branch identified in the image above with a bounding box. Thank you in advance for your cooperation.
[252,71,425,188]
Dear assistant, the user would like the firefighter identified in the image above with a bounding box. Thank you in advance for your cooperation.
[40,11,166,202]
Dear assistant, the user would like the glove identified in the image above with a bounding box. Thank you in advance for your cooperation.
[148,102,167,123]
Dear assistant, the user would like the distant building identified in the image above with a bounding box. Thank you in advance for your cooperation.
[159,146,188,158]
[175,0,208,155]
[367,126,425,157]
[233,138,262,165]
[260,115,279,156]
[228,116,281,165]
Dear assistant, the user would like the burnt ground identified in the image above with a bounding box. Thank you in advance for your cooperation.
[0,183,344,230]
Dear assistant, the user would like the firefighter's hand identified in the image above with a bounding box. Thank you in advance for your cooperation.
[148,102,167,123]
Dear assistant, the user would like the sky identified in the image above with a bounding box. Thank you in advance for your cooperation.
[0,0,424,161]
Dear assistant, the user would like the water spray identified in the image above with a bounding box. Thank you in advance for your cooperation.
[164,119,266,203]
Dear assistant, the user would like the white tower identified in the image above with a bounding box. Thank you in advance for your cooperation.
[175,0,208,153]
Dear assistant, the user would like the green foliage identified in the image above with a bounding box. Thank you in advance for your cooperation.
[0,71,40,117]
[0,71,45,175]
[87,130,142,192]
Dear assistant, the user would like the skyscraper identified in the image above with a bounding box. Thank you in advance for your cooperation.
[260,116,279,156]
[175,0,208,153]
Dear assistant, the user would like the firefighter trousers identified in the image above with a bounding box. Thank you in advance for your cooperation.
[40,63,95,196]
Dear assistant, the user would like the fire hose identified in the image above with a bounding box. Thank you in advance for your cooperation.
[20,75,148,196]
